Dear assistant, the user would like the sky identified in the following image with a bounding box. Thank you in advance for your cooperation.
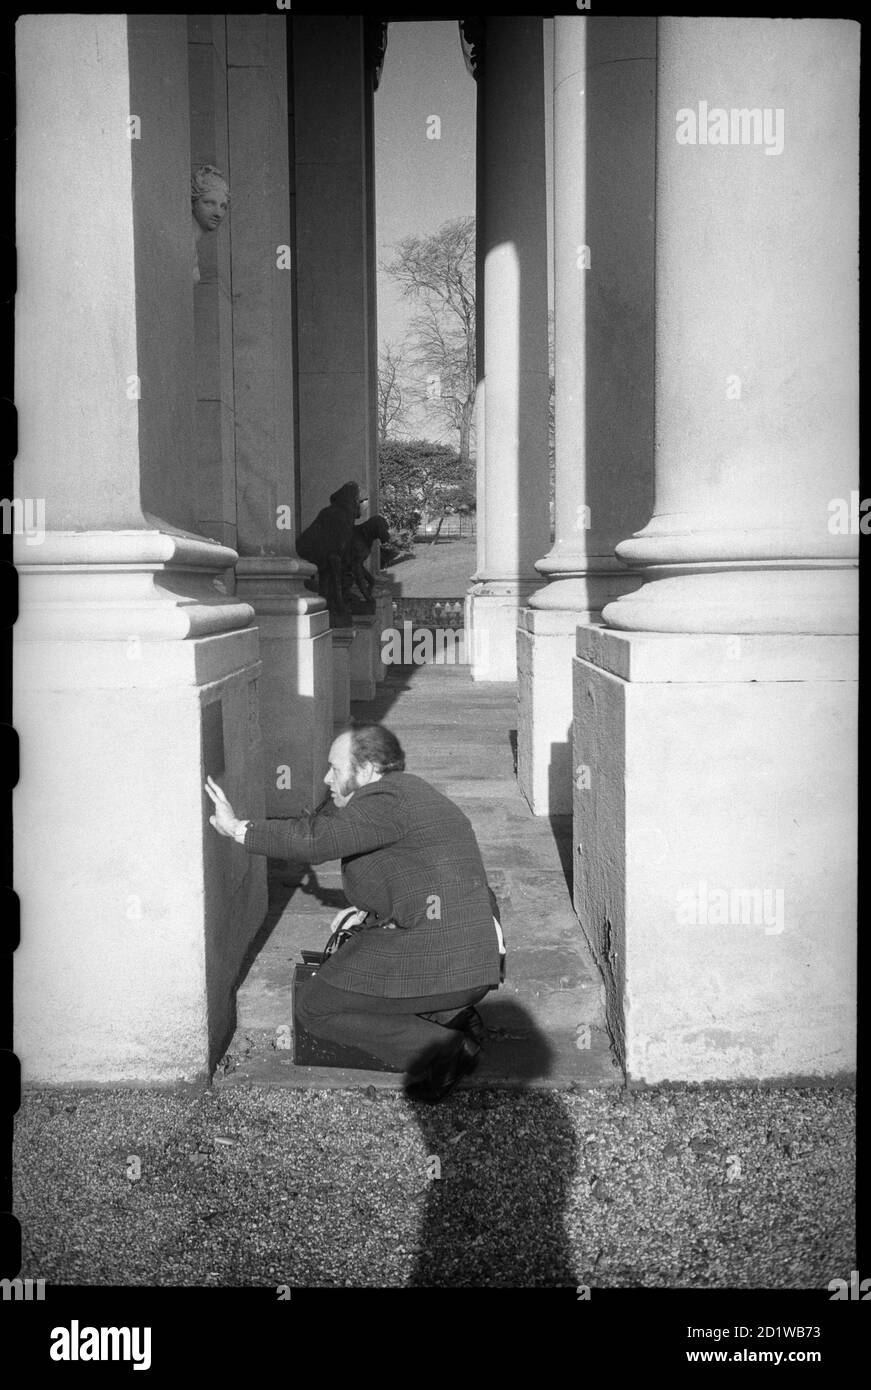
[374,20,476,360]
[374,19,554,443]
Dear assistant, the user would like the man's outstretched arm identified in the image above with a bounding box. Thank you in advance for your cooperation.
[205,776,404,863]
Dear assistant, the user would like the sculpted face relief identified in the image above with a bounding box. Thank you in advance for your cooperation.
[191,165,230,281]
[193,188,229,232]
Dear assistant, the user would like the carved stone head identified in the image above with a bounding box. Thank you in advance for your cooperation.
[191,165,230,234]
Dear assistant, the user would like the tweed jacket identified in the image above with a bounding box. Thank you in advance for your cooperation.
[244,772,502,998]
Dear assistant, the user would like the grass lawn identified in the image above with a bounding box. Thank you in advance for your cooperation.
[381,536,477,598]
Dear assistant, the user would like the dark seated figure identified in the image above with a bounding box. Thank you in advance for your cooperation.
[296,481,362,626]
[342,516,391,614]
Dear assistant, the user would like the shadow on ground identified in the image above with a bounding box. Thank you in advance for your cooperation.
[405,1000,581,1287]
[349,660,431,724]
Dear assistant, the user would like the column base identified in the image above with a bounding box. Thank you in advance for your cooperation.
[573,626,857,1084]
[519,571,645,813]
[603,563,858,635]
[528,563,643,613]
[517,609,586,814]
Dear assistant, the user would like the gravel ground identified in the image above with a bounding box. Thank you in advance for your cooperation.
[14,1083,854,1289]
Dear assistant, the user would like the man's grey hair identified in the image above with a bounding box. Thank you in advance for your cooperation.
[348,724,405,774]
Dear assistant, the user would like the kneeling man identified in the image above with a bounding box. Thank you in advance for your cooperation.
[205,725,503,1101]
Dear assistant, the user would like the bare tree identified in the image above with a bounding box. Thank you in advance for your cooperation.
[382,215,476,465]
[377,342,409,445]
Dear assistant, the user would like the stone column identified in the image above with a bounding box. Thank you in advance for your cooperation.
[291,14,384,712]
[13,15,267,1084]
[465,17,551,681]
[359,21,395,693]
[188,17,236,549]
[362,23,386,521]
[461,19,487,629]
[226,14,333,816]
[517,15,656,814]
[575,18,859,1083]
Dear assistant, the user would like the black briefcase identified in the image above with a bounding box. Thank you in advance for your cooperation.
[292,926,402,1072]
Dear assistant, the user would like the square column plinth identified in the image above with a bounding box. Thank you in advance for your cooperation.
[466,589,541,682]
[370,588,395,688]
[244,609,332,818]
[348,591,393,699]
[234,562,333,818]
[573,627,857,1085]
[331,629,356,724]
[14,627,268,1085]
[349,613,378,702]
[517,608,584,815]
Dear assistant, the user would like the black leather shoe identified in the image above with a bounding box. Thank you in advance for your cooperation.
[405,1036,481,1104]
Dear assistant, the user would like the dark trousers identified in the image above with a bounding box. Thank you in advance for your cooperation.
[295,974,492,1074]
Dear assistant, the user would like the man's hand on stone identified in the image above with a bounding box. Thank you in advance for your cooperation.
[205,775,244,838]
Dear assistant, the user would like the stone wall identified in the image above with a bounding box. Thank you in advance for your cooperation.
[390,598,465,630]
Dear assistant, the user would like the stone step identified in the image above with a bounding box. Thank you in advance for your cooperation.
[219,990,615,1091]
[215,1022,617,1091]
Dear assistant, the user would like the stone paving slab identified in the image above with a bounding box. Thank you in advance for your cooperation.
[217,1015,617,1092]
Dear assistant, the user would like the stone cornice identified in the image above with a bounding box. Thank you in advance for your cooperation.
[235,554,319,582]
[235,555,329,621]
